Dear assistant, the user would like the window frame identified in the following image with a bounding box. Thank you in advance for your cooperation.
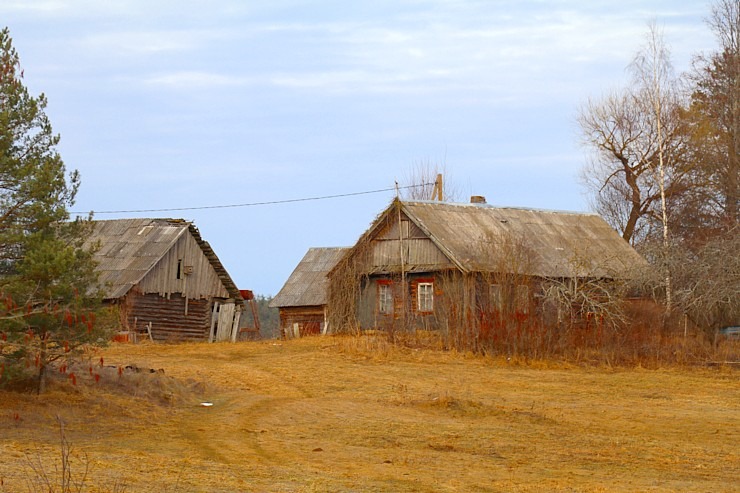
[417,281,434,313]
[377,280,394,315]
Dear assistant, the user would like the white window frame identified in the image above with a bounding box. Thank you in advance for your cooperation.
[378,283,393,315]
[417,282,434,313]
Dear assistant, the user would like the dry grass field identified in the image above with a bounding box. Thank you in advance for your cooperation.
[0,336,738,492]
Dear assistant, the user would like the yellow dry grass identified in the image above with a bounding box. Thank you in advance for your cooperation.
[0,336,738,492]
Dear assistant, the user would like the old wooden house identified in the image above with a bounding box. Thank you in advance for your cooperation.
[87,218,244,342]
[327,198,646,332]
[270,247,348,338]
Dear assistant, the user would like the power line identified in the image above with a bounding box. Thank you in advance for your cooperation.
[71,182,432,215]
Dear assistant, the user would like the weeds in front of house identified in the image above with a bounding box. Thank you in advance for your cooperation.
[325,224,738,368]
[332,319,738,369]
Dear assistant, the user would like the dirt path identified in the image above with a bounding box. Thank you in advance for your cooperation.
[1,338,738,492]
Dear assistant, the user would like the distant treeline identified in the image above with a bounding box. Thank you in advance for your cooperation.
[253,295,279,339]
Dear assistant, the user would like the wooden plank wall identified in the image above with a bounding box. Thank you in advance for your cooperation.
[214,302,236,342]
[279,306,325,338]
[370,215,453,273]
[138,232,231,300]
[125,292,210,342]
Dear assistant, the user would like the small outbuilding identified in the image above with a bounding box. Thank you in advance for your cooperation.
[270,247,348,338]
[87,218,244,342]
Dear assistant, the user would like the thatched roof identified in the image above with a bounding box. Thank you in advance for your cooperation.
[86,218,242,300]
[361,200,646,279]
[270,247,348,308]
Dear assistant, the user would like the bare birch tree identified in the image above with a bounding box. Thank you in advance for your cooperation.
[578,24,688,315]
[631,22,680,311]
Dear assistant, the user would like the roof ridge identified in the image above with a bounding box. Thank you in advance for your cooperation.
[401,200,599,216]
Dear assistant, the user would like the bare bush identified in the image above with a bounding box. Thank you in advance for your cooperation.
[23,416,90,493]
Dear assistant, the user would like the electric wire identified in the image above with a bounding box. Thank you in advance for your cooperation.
[71,182,434,215]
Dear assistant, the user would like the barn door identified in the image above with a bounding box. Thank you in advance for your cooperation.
[210,301,243,343]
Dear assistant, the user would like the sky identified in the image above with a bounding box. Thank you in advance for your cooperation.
[2,0,718,296]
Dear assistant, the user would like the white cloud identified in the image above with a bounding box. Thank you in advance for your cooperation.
[127,3,710,105]
[142,71,250,88]
[0,0,70,14]
[76,28,234,56]
[14,1,711,104]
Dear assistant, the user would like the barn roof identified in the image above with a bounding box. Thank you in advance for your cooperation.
[359,199,646,279]
[86,218,242,301]
[270,247,348,308]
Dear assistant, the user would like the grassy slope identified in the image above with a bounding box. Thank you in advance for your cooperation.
[0,337,738,493]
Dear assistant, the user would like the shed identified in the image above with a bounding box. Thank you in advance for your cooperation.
[86,218,244,342]
[270,247,348,338]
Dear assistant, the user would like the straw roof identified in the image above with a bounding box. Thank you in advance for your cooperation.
[271,247,348,308]
[86,218,242,300]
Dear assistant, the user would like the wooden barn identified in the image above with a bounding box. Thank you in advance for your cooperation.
[86,218,244,342]
[327,197,646,332]
[270,247,348,338]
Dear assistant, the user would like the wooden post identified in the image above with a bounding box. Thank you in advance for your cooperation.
[432,173,443,201]
[184,275,189,316]
[397,199,406,331]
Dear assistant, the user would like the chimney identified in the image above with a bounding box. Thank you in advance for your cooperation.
[470,195,487,204]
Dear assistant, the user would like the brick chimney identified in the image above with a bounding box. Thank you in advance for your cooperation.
[470,195,487,204]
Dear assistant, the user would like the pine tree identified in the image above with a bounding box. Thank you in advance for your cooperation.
[0,27,105,393]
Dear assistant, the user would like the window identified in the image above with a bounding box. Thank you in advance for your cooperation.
[417,282,434,313]
[176,259,183,280]
[378,282,393,315]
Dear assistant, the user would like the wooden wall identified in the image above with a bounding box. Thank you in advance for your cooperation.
[279,306,325,338]
[122,291,211,342]
[137,231,231,300]
[369,214,453,273]
[357,273,439,330]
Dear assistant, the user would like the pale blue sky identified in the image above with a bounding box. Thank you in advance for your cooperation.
[2,1,716,295]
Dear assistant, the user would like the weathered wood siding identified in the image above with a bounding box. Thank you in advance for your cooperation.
[212,302,238,342]
[369,214,453,273]
[357,273,440,330]
[279,306,325,337]
[123,291,211,341]
[137,232,231,300]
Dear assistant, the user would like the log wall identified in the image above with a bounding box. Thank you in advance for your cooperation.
[123,291,211,342]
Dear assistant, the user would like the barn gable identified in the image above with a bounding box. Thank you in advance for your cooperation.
[368,211,454,274]
[137,228,231,300]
